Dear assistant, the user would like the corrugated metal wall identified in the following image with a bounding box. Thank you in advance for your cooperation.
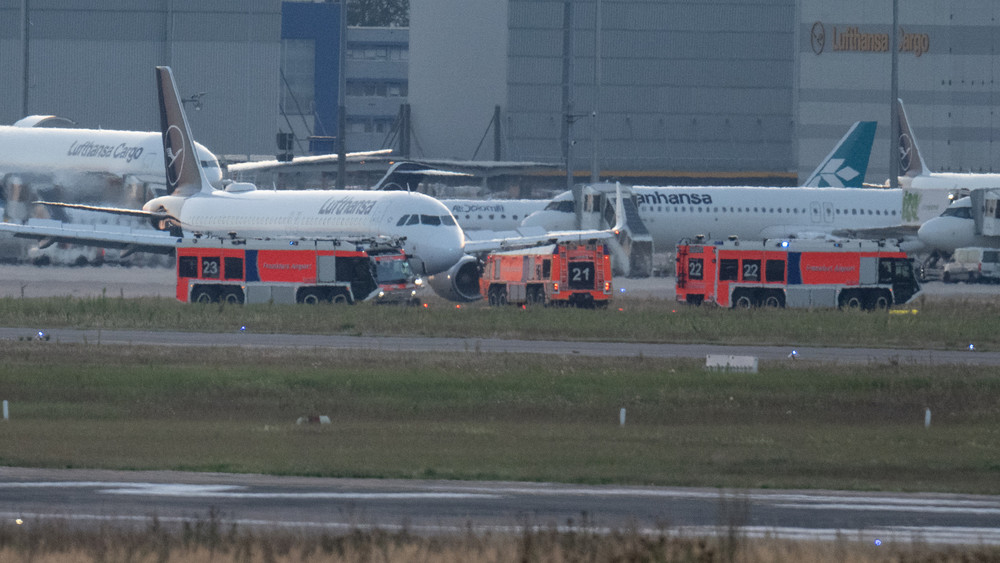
[798,1,1000,182]
[0,0,280,157]
[506,0,795,177]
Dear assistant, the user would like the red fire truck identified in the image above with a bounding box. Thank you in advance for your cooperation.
[479,242,613,307]
[176,237,409,305]
[675,238,921,309]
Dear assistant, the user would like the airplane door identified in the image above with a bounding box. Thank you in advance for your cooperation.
[810,202,821,223]
[823,202,834,224]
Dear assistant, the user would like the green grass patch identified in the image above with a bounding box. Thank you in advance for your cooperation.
[0,293,998,350]
[2,343,998,494]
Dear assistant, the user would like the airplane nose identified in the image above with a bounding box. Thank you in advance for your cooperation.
[917,218,967,252]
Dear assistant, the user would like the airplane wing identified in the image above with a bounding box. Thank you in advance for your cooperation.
[226,149,394,175]
[0,219,179,255]
[462,226,620,254]
[832,225,920,240]
[33,200,170,222]
[462,183,626,253]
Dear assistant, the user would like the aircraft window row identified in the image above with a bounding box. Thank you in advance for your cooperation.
[395,214,458,227]
[641,205,897,216]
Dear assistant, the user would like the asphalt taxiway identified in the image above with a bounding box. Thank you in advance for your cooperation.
[1,467,998,545]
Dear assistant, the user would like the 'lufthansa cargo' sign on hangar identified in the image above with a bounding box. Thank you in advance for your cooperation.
[810,22,929,57]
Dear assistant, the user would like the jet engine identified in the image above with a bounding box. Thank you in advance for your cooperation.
[426,254,482,302]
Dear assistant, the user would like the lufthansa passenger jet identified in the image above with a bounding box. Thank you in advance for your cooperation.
[0,66,618,290]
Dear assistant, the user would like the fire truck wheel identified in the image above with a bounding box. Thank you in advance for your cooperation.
[331,292,349,305]
[487,287,499,306]
[732,291,753,309]
[496,290,508,306]
[298,288,328,305]
[220,288,244,305]
[763,293,784,308]
[840,291,863,310]
[527,286,545,305]
[871,291,891,310]
[191,287,217,304]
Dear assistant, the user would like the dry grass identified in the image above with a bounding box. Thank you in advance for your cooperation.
[1,517,998,563]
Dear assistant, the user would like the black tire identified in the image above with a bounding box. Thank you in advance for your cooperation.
[496,289,508,306]
[763,292,784,308]
[487,287,499,306]
[732,290,753,309]
[220,287,244,305]
[943,271,953,283]
[331,291,350,305]
[686,294,704,306]
[298,288,327,305]
[840,291,863,310]
[191,286,217,304]
[872,291,891,310]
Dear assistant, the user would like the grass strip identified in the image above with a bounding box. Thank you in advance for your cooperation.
[2,343,998,494]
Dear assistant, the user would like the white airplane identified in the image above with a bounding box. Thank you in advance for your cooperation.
[917,193,1000,252]
[0,66,619,301]
[0,116,222,222]
[521,183,903,249]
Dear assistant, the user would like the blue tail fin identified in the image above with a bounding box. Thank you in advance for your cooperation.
[801,121,877,187]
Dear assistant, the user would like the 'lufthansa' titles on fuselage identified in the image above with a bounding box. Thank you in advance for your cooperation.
[67,140,145,163]
[636,191,714,206]
[318,196,378,216]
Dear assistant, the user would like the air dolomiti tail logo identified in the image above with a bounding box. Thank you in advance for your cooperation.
[636,192,713,206]
[808,158,860,187]
[164,124,185,187]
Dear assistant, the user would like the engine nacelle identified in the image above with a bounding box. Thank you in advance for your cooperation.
[427,254,482,302]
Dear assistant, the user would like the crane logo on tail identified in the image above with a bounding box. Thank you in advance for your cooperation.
[164,124,185,188]
[898,133,914,175]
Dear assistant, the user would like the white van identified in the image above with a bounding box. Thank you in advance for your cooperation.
[942,247,1000,283]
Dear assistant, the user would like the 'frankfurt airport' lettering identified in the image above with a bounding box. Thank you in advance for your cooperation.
[318,196,377,216]
[67,140,145,162]
[636,192,713,206]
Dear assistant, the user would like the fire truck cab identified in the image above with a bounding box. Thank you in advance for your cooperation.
[176,237,401,305]
[676,238,921,310]
[480,242,613,308]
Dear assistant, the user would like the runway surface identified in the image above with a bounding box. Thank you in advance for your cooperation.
[1,467,998,545]
[1,326,997,366]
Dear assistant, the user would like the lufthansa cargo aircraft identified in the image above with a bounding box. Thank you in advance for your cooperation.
[0,116,222,222]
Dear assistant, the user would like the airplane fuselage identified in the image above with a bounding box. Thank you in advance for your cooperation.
[522,186,903,247]
[0,125,222,186]
[144,188,466,275]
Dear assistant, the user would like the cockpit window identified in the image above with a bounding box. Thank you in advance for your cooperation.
[406,214,420,226]
[421,214,441,226]
[942,206,973,219]
[544,200,574,213]
[396,215,410,226]
[440,215,457,226]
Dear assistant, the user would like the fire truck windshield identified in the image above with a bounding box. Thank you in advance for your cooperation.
[375,257,413,284]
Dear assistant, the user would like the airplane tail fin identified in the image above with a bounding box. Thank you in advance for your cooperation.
[801,121,877,187]
[896,98,929,178]
[155,66,214,196]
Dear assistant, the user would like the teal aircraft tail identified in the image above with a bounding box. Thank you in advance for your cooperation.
[801,121,877,187]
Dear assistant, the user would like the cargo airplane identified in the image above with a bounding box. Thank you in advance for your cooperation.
[0,66,619,300]
[0,116,222,223]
